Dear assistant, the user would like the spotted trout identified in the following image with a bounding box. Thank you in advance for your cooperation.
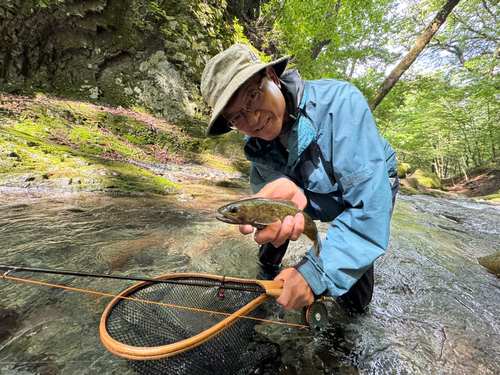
[216,198,322,257]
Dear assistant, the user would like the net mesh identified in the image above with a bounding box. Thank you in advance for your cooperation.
[104,277,281,375]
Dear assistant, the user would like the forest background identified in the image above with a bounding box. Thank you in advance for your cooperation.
[0,0,499,199]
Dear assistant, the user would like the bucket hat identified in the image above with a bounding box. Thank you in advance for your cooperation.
[201,44,289,137]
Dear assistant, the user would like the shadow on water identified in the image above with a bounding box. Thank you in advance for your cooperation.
[0,188,499,374]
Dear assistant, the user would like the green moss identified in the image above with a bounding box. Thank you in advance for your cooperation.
[479,193,500,201]
[397,163,407,178]
[122,135,146,146]
[13,119,52,137]
[1,121,178,195]
[0,94,248,195]
[99,160,178,194]
[409,169,441,189]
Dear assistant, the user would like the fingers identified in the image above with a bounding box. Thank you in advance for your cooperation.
[239,224,255,235]
[251,214,305,247]
[289,213,304,241]
[253,220,281,245]
[254,178,307,211]
[274,268,314,310]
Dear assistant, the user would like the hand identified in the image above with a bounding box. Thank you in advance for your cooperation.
[274,268,314,310]
[239,178,307,247]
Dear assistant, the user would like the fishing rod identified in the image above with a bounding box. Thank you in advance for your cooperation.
[1,265,330,331]
[0,265,262,293]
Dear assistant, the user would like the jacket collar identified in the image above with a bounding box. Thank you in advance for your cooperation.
[280,69,305,120]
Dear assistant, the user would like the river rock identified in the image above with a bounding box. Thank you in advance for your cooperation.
[397,163,412,178]
[409,169,441,189]
[0,306,19,342]
[98,229,167,270]
[400,177,419,189]
[478,252,500,275]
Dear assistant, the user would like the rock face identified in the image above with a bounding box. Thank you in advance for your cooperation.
[0,0,250,125]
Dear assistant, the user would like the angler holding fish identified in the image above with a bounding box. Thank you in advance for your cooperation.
[202,44,399,314]
[217,198,322,257]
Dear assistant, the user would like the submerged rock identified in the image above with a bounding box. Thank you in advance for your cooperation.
[478,251,500,275]
[0,306,19,342]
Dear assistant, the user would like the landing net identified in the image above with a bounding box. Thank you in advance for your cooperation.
[102,275,281,374]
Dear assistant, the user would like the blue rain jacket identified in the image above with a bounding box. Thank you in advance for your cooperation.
[244,79,397,297]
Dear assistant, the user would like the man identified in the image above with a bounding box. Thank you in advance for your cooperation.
[201,44,398,314]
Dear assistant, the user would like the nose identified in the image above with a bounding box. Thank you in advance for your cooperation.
[245,110,260,127]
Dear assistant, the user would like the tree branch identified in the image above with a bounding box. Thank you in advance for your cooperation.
[310,0,341,60]
[370,0,461,111]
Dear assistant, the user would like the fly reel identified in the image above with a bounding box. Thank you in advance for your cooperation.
[301,298,330,332]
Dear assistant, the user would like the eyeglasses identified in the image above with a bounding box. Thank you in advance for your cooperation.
[227,75,265,130]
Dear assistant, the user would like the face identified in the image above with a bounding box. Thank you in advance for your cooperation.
[222,67,287,141]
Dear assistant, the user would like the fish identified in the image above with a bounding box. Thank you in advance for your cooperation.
[216,198,322,257]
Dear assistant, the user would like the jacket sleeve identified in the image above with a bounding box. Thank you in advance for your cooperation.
[297,82,393,297]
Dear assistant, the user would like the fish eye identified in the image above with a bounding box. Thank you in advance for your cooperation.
[229,206,238,214]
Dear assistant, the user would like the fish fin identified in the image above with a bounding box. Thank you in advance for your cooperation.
[254,220,276,226]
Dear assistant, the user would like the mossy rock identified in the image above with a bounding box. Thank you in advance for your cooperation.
[478,252,500,275]
[400,177,419,189]
[479,192,500,202]
[398,164,408,179]
[397,163,411,178]
[397,186,423,196]
[409,169,441,189]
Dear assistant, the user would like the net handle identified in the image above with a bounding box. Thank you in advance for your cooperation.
[99,273,283,360]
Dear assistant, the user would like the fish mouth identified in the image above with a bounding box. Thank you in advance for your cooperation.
[216,215,239,224]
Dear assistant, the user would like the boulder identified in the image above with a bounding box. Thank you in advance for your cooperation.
[397,163,412,179]
[478,251,500,275]
[400,177,419,189]
[409,169,441,189]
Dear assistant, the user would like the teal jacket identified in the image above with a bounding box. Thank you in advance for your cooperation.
[244,78,397,297]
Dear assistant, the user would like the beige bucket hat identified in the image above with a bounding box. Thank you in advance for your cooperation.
[201,43,290,137]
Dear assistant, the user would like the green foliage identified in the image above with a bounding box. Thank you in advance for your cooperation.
[253,0,499,181]
[261,0,400,81]
[371,0,499,178]
[233,18,248,44]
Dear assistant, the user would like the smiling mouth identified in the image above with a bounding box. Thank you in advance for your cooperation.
[256,118,269,132]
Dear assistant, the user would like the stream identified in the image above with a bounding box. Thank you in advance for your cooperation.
[0,186,499,375]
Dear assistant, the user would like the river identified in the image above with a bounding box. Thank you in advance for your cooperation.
[0,186,499,375]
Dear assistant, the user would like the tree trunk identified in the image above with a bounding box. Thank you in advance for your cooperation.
[346,59,357,82]
[370,0,461,111]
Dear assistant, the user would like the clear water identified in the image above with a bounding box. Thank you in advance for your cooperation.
[0,187,499,375]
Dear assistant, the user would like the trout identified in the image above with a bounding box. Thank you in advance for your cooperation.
[216,198,322,257]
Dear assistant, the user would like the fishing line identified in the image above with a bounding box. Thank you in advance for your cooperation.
[1,267,307,329]
[0,265,269,293]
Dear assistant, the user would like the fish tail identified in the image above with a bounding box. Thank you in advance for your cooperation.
[311,221,322,258]
[314,233,322,258]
